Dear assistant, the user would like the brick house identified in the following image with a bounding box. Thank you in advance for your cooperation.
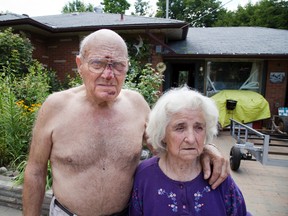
[1,12,287,119]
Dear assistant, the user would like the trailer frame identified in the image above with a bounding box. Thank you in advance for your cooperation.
[229,118,288,171]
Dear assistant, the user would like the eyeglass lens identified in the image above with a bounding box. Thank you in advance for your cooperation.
[88,58,127,75]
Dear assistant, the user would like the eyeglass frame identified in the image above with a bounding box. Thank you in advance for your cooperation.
[81,56,129,76]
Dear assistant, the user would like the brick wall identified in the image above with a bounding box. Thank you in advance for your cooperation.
[32,37,49,67]
[265,60,288,115]
[48,37,79,80]
[32,34,80,80]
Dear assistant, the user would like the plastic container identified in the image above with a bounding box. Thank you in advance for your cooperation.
[226,99,237,110]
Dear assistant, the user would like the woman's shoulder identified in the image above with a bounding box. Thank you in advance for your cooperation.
[136,157,159,174]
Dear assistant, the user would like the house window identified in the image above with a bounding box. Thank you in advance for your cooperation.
[206,61,262,96]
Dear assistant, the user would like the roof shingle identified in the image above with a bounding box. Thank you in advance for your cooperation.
[168,27,288,55]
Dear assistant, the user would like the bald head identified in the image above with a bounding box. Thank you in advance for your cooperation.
[79,29,128,59]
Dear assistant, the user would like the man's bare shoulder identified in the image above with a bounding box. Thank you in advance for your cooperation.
[121,88,144,99]
[121,89,149,107]
[46,85,84,103]
[41,85,85,111]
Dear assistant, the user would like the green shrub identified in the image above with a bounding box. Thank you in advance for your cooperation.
[125,59,164,107]
[0,28,33,77]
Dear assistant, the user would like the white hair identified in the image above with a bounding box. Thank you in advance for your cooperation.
[146,86,219,154]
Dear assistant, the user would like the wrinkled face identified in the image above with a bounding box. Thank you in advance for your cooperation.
[163,108,206,161]
[76,34,128,104]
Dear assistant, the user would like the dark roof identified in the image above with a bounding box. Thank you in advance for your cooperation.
[32,12,185,29]
[167,27,288,57]
[0,13,29,21]
[0,12,188,40]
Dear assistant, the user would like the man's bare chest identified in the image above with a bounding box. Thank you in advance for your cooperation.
[50,113,143,171]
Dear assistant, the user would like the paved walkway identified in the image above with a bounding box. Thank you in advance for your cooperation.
[0,206,22,216]
[1,131,287,216]
[214,131,288,216]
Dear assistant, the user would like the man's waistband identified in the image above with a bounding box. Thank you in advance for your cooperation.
[54,198,75,216]
[53,197,128,216]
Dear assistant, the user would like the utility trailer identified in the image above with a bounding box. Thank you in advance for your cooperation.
[229,118,288,171]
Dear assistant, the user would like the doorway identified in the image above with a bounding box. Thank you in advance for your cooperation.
[171,63,195,88]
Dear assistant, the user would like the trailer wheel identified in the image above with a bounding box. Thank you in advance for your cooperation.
[230,146,242,171]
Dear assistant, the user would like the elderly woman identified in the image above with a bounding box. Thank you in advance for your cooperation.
[129,86,250,216]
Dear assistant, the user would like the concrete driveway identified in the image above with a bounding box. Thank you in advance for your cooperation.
[0,206,21,216]
[214,130,288,216]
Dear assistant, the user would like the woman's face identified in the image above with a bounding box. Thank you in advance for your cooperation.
[163,108,206,161]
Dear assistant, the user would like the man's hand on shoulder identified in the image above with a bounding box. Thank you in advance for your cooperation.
[200,144,230,189]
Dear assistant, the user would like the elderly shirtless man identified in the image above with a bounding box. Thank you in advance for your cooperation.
[23,29,229,216]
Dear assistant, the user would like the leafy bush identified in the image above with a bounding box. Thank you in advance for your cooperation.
[0,28,33,77]
[125,37,164,107]
[125,59,164,107]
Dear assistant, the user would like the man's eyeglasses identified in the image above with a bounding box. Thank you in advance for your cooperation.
[85,58,128,76]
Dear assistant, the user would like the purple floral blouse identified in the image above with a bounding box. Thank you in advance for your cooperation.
[129,156,251,216]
